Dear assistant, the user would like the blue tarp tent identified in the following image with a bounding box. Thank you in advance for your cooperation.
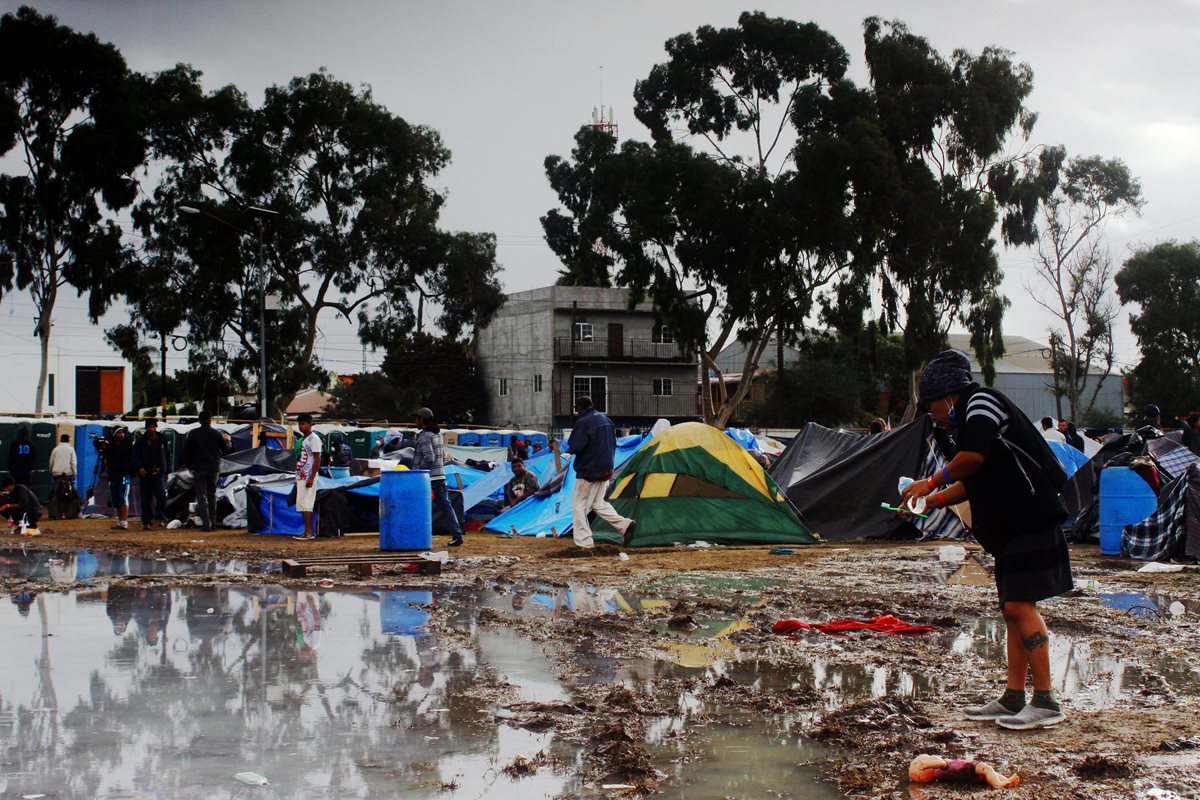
[724,427,762,452]
[483,434,645,537]
[1047,440,1090,478]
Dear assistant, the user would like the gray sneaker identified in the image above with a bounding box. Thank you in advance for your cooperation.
[964,699,1023,720]
[996,703,1065,730]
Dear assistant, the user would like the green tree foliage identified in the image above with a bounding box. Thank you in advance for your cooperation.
[329,333,487,423]
[1028,155,1143,420]
[0,6,146,411]
[118,67,504,417]
[1115,241,1200,418]
[860,17,1058,387]
[544,13,888,427]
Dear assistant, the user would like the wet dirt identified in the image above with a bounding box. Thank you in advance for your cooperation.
[2,519,1199,799]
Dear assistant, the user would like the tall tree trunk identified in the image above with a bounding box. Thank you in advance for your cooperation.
[33,282,56,414]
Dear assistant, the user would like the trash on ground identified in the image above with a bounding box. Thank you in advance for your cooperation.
[1137,562,1186,573]
[768,547,796,555]
[774,614,939,636]
[233,771,270,786]
[938,545,966,562]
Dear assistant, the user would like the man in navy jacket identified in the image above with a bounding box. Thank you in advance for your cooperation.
[566,396,634,549]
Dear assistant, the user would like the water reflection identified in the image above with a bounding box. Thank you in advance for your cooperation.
[0,585,578,799]
[0,546,260,581]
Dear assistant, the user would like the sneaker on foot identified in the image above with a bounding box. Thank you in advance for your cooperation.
[24,528,40,537]
[622,519,637,546]
[448,538,463,547]
[964,699,1024,720]
[996,704,1065,730]
[111,522,128,530]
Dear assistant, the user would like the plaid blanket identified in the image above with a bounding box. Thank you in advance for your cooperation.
[1122,463,1200,561]
[1147,437,1200,481]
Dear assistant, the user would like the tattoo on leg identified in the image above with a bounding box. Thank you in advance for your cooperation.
[1021,631,1048,652]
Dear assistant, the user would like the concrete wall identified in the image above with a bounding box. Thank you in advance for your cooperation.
[0,333,133,417]
[476,289,555,430]
[991,372,1123,423]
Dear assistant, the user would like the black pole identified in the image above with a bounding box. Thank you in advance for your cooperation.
[160,331,168,419]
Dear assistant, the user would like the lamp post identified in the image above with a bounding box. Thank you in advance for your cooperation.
[178,203,279,419]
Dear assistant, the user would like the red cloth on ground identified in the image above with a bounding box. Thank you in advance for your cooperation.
[772,614,938,636]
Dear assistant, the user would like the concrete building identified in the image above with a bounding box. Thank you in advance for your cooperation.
[477,285,700,432]
[0,332,133,417]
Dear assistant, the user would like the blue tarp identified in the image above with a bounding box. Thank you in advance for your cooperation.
[483,435,645,538]
[724,427,762,452]
[1047,440,1090,478]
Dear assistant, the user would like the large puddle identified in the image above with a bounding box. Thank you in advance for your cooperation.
[1,546,271,581]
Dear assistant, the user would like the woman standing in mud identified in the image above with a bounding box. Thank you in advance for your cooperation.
[901,350,1072,731]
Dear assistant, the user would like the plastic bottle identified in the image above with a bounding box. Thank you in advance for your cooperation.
[234,771,270,786]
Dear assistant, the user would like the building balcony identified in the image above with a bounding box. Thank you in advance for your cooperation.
[553,390,699,418]
[553,337,693,363]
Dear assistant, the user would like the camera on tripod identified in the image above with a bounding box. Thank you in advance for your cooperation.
[89,433,108,454]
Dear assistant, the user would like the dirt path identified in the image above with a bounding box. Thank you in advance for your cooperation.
[4,520,1199,798]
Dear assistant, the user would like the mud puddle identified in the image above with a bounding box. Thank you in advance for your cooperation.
[1,545,273,581]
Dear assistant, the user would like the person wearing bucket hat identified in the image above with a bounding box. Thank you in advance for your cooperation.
[901,349,1073,731]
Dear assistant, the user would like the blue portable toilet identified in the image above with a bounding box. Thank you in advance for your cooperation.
[74,423,108,499]
[481,430,506,447]
[456,430,481,447]
[1099,467,1157,556]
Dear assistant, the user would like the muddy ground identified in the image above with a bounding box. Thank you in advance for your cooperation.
[4,519,1199,799]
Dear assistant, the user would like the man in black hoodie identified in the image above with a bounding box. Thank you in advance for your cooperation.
[134,419,171,530]
[182,410,233,531]
[103,427,134,530]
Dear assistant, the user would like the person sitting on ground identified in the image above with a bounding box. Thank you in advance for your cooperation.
[0,475,42,536]
[508,434,528,462]
[103,427,135,530]
[502,458,540,510]
[6,427,35,488]
[1038,417,1067,442]
[49,434,77,484]
[868,418,886,435]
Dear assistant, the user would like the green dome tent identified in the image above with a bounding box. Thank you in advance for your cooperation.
[592,422,816,547]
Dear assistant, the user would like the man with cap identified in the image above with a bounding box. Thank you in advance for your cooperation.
[412,407,463,547]
[900,350,1072,731]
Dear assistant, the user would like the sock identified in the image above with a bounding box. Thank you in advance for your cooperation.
[1031,689,1060,711]
[1000,688,1026,712]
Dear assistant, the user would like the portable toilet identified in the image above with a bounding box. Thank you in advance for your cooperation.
[518,430,549,452]
[442,429,459,447]
[1099,467,1158,556]
[347,428,382,458]
[31,421,56,469]
[74,423,109,498]
[456,430,481,447]
[0,420,16,477]
[482,430,507,448]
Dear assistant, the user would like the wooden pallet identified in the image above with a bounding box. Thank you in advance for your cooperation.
[281,553,442,578]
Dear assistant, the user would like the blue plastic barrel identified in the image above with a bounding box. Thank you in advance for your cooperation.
[1099,467,1157,555]
[379,469,432,551]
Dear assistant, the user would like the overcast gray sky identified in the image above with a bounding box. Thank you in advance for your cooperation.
[3,0,1199,377]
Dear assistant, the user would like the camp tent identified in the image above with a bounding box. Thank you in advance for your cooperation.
[591,422,814,547]
[770,417,965,541]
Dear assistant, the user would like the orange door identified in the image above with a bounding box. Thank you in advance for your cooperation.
[99,368,124,414]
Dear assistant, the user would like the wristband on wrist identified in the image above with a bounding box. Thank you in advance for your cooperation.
[940,466,952,487]
[929,492,943,510]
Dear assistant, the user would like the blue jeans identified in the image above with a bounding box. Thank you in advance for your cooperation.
[140,473,168,524]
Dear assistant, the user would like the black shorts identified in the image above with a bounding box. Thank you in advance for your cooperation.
[993,524,1074,608]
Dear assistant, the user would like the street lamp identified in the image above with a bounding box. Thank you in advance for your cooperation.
[177,203,279,419]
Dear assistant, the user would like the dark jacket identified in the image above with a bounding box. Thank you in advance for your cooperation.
[1,483,42,517]
[183,425,233,474]
[103,435,134,479]
[134,432,171,477]
[567,408,618,481]
[7,438,34,478]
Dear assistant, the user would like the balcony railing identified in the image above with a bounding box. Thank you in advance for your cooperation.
[553,390,699,418]
[553,337,692,362]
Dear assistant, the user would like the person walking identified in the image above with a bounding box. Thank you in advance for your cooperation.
[567,395,634,550]
[412,407,463,547]
[49,434,77,483]
[182,410,233,532]
[6,427,35,488]
[133,419,171,530]
[103,427,134,530]
[901,350,1072,731]
[292,413,322,541]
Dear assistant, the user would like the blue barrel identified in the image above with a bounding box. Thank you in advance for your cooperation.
[1099,467,1157,555]
[379,469,432,551]
[380,591,433,635]
[328,466,351,479]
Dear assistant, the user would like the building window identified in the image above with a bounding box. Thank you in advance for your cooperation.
[574,375,607,412]
[533,374,543,393]
[48,374,55,406]
[574,322,594,342]
[499,378,509,396]
[653,378,673,396]
[654,326,674,344]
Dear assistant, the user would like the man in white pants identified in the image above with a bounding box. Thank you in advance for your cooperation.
[293,413,322,541]
[567,395,634,549]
